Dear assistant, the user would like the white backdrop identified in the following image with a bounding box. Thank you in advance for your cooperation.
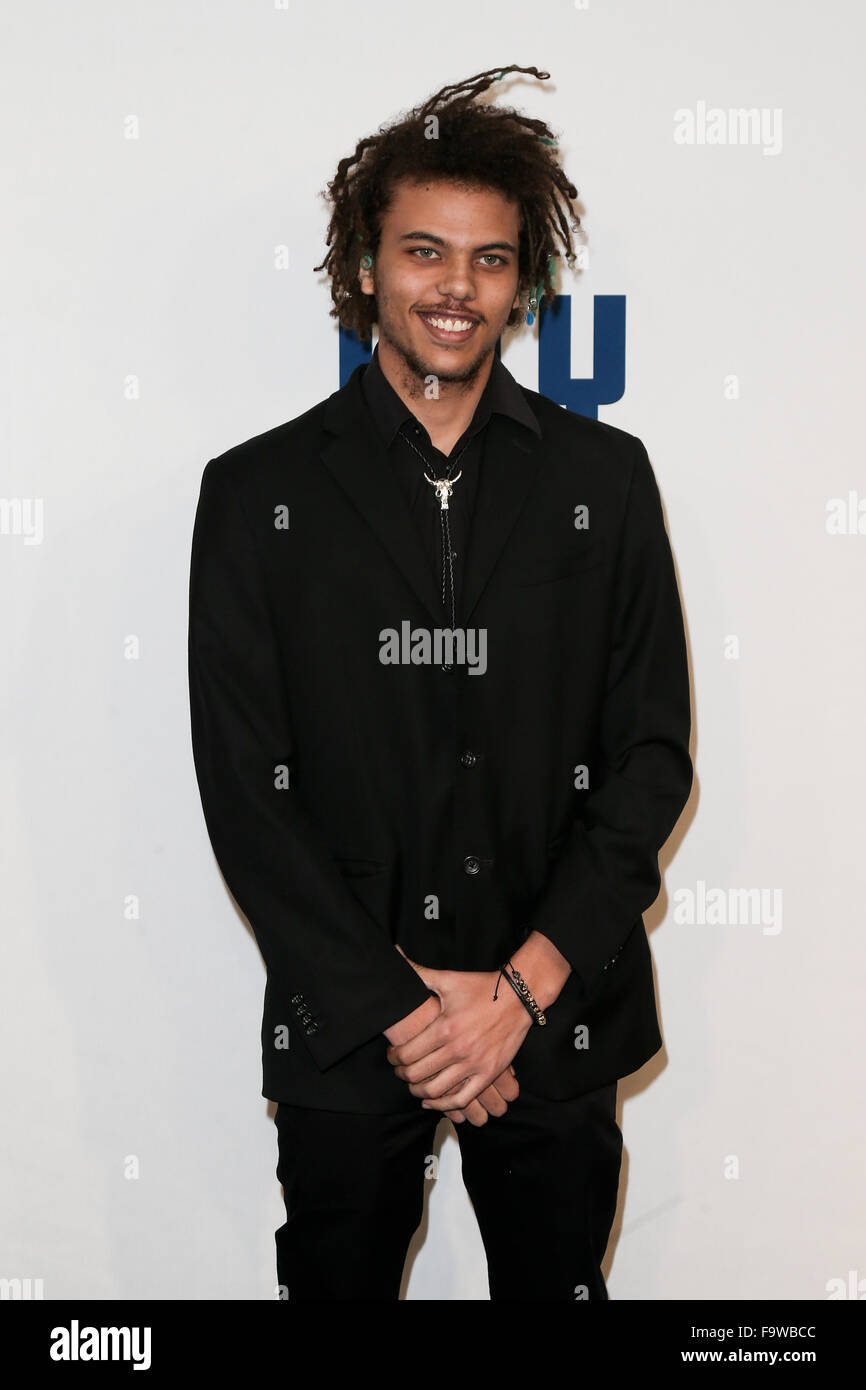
[3,0,864,1301]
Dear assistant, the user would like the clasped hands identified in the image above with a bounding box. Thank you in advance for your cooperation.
[384,946,533,1127]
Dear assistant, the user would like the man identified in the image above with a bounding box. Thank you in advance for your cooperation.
[188,64,693,1301]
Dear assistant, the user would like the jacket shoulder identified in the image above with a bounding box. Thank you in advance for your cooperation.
[201,394,331,489]
[520,384,647,458]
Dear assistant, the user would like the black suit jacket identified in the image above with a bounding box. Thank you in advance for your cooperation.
[187,357,693,1113]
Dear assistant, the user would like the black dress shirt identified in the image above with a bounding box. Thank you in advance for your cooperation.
[360,343,540,623]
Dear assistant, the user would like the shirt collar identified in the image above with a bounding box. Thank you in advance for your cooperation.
[360,341,540,451]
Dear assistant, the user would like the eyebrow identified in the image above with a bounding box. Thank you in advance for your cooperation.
[398,231,518,254]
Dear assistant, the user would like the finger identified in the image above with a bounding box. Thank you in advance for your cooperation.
[460,1098,490,1127]
[414,1064,475,1103]
[392,1047,453,1083]
[421,1072,495,1111]
[387,1022,449,1067]
[395,1042,462,1083]
[386,1037,447,1070]
[475,1084,507,1118]
[394,944,422,972]
[490,1069,520,1103]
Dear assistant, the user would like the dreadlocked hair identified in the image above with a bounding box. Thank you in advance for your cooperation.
[313,64,582,344]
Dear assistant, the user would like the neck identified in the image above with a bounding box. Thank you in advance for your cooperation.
[376,338,494,456]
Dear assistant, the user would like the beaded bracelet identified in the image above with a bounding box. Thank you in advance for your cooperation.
[493,959,547,1027]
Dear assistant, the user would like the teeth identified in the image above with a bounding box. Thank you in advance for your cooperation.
[422,315,475,332]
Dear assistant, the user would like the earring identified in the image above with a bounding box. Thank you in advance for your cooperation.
[360,253,372,268]
[527,257,556,326]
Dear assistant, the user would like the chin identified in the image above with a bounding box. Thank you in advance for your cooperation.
[410,328,494,378]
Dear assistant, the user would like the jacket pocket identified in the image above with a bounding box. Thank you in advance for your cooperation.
[519,544,607,587]
[333,856,387,878]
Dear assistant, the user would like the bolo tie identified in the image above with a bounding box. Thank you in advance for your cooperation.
[397,424,474,632]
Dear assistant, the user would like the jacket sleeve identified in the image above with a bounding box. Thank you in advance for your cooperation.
[187,456,432,1071]
[525,436,693,991]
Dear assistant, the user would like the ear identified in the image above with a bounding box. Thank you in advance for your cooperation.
[358,260,375,297]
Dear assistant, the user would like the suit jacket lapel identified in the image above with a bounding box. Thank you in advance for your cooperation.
[460,411,543,625]
[320,366,447,627]
[318,362,545,630]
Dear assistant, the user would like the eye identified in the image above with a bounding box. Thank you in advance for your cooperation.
[480,254,506,266]
[411,247,439,259]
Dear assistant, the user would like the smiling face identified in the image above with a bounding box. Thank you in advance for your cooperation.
[357,176,523,388]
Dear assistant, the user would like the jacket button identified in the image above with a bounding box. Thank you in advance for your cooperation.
[460,750,477,767]
[463,855,481,875]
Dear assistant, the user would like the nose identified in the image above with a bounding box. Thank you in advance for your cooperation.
[436,260,477,309]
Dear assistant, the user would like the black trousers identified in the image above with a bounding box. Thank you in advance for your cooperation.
[273,1080,622,1300]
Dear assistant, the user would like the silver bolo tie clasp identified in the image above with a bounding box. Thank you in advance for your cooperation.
[424,469,463,511]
